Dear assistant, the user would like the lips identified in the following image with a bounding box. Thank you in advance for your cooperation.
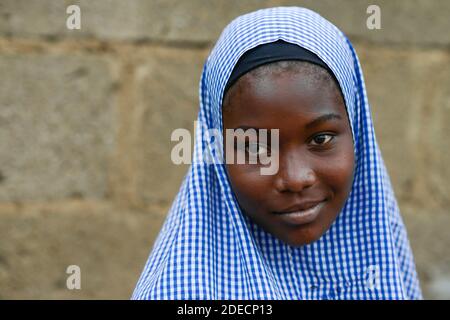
[274,199,325,214]
[272,200,326,225]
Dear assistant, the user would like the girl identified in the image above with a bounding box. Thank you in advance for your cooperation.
[133,6,422,300]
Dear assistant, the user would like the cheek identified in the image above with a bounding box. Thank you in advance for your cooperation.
[320,144,355,198]
[225,164,271,211]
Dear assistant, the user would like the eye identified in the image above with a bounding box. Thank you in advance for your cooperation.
[246,142,269,156]
[310,133,335,146]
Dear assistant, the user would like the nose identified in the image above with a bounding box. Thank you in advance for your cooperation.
[274,150,317,193]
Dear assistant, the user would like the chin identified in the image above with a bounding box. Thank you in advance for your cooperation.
[280,227,325,247]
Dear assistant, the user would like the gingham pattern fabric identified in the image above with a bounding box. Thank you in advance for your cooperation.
[132,7,422,300]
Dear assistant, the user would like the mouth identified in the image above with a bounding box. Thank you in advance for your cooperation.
[272,200,326,226]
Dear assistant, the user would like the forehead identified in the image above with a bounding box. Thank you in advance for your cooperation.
[223,65,346,125]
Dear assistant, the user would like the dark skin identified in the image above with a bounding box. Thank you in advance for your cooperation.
[222,61,355,247]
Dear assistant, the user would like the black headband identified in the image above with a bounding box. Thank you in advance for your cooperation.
[224,39,335,94]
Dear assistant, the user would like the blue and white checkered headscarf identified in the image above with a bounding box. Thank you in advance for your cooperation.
[133,6,422,300]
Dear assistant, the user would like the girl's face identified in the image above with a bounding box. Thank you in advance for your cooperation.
[222,63,355,247]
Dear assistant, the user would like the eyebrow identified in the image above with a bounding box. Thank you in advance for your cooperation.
[304,113,343,130]
[232,113,343,131]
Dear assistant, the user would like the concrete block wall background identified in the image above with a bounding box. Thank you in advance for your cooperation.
[0,0,449,299]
